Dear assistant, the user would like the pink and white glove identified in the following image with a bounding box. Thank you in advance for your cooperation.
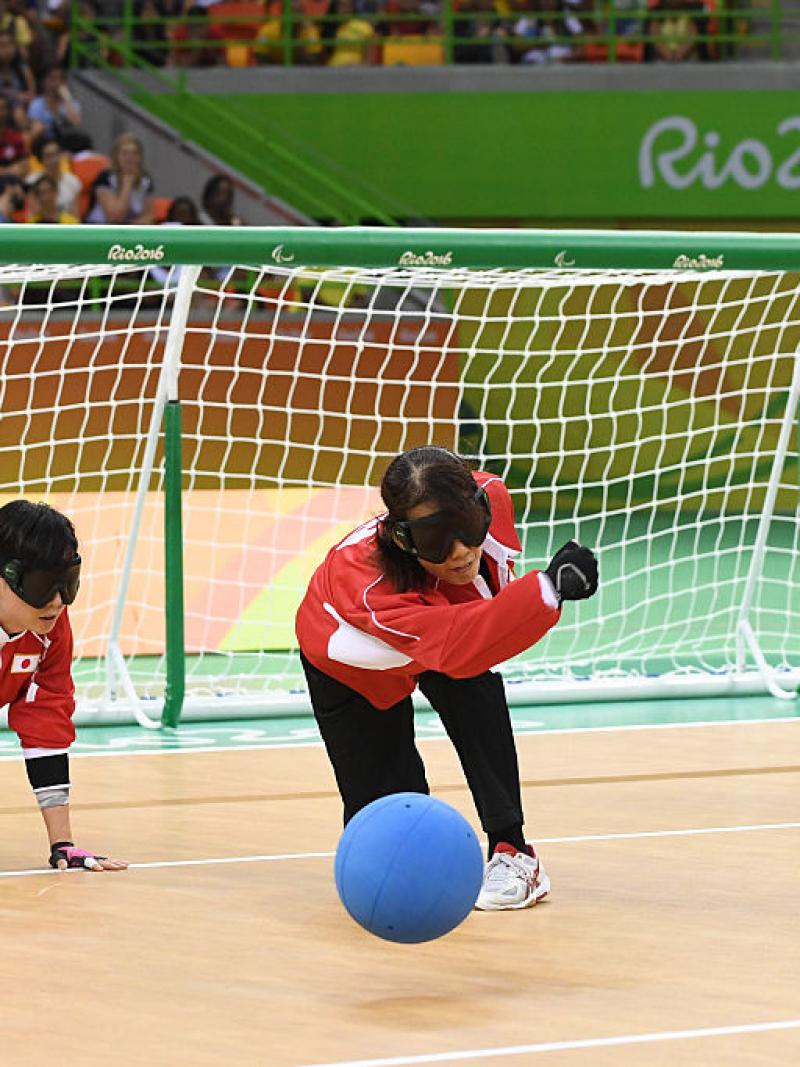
[49,841,105,870]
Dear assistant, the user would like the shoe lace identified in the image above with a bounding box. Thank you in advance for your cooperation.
[484,851,526,889]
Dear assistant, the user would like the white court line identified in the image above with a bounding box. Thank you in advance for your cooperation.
[1,820,798,880]
[296,1019,800,1067]
[536,820,800,845]
[0,850,336,878]
[539,715,800,736]
[0,713,797,763]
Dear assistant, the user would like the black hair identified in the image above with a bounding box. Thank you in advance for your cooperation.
[0,172,23,195]
[31,132,61,162]
[0,500,78,570]
[374,445,477,592]
[37,65,63,92]
[167,195,199,223]
[201,173,231,209]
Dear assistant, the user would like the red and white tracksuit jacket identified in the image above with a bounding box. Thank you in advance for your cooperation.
[295,471,561,709]
[0,610,75,753]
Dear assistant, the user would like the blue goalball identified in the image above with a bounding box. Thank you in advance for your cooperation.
[334,793,484,944]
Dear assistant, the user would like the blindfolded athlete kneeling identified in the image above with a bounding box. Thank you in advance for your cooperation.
[296,446,598,911]
[0,500,128,872]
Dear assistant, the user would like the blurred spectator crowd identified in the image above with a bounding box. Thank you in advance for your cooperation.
[0,4,243,227]
[63,0,729,70]
[0,34,241,227]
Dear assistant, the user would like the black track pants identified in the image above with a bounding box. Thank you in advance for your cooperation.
[300,653,524,834]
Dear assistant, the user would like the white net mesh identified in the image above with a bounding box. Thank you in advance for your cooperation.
[0,264,177,709]
[1,261,798,719]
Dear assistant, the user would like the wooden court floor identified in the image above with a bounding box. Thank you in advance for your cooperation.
[1,715,799,1067]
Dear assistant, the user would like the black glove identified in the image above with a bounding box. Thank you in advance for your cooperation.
[49,841,106,870]
[545,540,598,602]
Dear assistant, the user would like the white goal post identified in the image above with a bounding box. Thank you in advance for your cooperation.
[0,224,798,728]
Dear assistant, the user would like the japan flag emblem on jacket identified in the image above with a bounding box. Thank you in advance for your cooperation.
[11,653,40,674]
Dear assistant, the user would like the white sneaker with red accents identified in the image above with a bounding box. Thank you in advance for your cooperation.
[474,842,550,911]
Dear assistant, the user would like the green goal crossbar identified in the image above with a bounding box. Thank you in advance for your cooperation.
[2,224,800,271]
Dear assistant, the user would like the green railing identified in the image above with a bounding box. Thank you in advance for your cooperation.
[69,0,793,69]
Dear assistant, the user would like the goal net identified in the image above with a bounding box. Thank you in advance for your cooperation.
[1,228,798,727]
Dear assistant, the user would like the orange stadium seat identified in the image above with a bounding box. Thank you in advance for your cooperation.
[226,44,255,65]
[152,196,174,223]
[71,153,111,220]
[582,40,644,61]
[382,37,444,65]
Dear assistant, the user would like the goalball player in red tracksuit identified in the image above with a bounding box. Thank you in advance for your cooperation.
[296,446,598,910]
[0,500,127,872]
